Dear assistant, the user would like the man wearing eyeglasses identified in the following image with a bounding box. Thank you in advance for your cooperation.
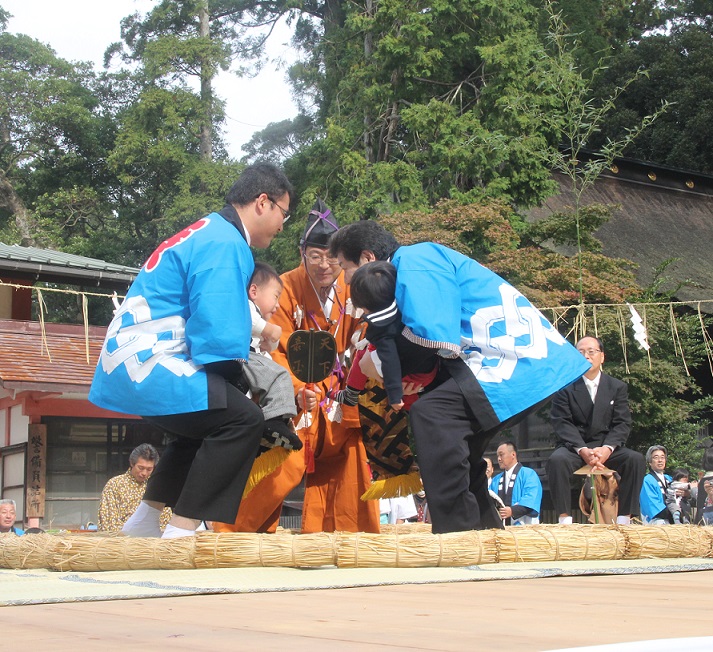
[90,163,294,538]
[547,335,645,525]
[222,198,380,535]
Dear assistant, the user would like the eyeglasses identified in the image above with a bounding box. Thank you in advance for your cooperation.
[305,252,340,266]
[267,197,291,223]
[577,348,602,356]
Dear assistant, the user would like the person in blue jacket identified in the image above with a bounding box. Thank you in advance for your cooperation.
[328,220,590,533]
[489,441,542,526]
[640,445,686,525]
[0,499,23,535]
[90,163,294,538]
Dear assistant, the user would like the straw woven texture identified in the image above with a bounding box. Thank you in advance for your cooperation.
[1,525,711,572]
[194,532,338,568]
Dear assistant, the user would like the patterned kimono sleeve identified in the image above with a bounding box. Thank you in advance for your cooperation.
[98,479,123,531]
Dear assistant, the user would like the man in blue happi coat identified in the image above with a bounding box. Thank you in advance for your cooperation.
[490,441,542,526]
[90,163,294,538]
[328,220,590,533]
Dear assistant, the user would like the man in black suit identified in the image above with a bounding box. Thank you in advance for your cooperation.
[546,335,645,524]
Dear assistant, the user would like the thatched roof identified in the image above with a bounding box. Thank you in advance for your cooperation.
[524,156,713,310]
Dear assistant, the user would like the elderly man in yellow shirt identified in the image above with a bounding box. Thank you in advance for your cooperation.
[98,444,171,533]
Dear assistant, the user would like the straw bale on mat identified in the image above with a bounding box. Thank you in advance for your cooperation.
[495,525,626,563]
[0,532,68,569]
[194,531,338,568]
[698,526,713,553]
[336,530,498,568]
[619,525,713,560]
[50,534,196,571]
[380,523,432,534]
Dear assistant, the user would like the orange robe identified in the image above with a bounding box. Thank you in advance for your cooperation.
[214,264,380,534]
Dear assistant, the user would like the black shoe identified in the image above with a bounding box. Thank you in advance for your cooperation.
[261,418,303,452]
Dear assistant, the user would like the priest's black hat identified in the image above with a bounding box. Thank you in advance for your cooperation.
[300,198,339,248]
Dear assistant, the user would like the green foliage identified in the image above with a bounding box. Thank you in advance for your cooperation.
[0,30,119,248]
[591,23,713,173]
[488,248,640,307]
[379,198,519,260]
[241,114,316,165]
[522,203,612,252]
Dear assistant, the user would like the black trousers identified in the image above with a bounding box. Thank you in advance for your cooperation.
[143,380,264,523]
[409,377,502,534]
[546,446,645,517]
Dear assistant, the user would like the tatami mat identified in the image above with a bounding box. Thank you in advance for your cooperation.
[3,556,713,607]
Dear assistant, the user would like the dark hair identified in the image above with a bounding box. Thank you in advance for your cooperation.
[577,334,605,355]
[703,444,713,472]
[328,220,399,264]
[129,443,159,466]
[250,261,283,289]
[24,527,45,534]
[225,163,294,207]
[672,467,690,481]
[349,261,397,313]
[498,441,518,453]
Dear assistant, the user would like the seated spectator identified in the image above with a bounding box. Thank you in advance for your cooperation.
[670,467,695,523]
[698,477,713,525]
[640,445,688,525]
[547,336,645,525]
[98,444,171,533]
[695,441,713,524]
[379,495,418,524]
[489,441,542,526]
[0,499,23,535]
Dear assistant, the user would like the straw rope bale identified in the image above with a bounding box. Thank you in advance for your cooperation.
[1,524,712,571]
[193,532,338,568]
[495,525,626,563]
[337,532,439,568]
[0,532,68,569]
[336,529,498,568]
[380,523,433,534]
[50,534,196,571]
[618,524,712,560]
[698,526,713,554]
[438,530,499,566]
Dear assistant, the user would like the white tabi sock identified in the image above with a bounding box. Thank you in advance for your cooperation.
[122,502,162,538]
[558,516,573,525]
[161,523,197,539]
[616,515,631,525]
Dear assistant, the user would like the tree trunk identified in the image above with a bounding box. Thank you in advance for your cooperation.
[198,3,213,161]
[0,172,37,247]
[363,0,375,163]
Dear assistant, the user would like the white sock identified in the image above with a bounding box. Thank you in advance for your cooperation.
[559,516,573,524]
[122,502,162,538]
[161,523,197,539]
[616,515,631,525]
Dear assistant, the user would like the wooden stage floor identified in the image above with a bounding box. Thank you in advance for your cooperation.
[5,567,713,650]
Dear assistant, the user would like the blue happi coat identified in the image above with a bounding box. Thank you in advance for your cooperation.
[489,465,543,525]
[391,243,590,430]
[640,471,671,523]
[89,211,254,416]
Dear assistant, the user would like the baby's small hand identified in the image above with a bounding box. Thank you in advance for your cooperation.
[390,401,405,411]
[260,322,282,343]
